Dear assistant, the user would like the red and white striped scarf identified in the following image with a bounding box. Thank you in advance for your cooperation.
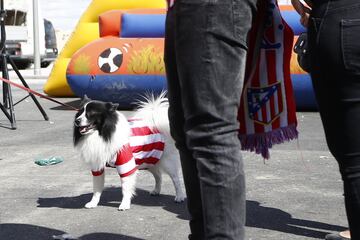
[238,0,297,159]
[92,119,165,177]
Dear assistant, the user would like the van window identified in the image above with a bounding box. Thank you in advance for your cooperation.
[5,9,27,26]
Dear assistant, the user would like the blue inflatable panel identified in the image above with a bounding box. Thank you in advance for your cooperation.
[67,75,167,108]
[121,14,165,38]
[67,74,317,110]
[281,11,307,35]
[120,11,303,37]
[291,74,318,111]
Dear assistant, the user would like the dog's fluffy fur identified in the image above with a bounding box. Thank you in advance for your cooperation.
[73,94,185,210]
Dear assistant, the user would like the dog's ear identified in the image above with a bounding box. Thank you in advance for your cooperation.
[106,102,119,112]
[80,94,91,107]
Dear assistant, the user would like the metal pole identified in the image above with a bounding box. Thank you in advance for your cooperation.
[32,0,41,75]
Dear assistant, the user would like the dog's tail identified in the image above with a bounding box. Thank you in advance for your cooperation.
[133,91,171,137]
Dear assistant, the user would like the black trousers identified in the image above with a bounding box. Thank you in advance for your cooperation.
[164,0,257,239]
[309,0,360,238]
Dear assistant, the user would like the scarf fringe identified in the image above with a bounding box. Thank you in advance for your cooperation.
[239,124,298,159]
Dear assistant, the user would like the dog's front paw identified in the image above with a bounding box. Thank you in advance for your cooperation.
[118,199,131,211]
[174,195,185,203]
[85,201,99,209]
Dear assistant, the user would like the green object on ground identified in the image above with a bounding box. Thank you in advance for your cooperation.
[34,156,64,166]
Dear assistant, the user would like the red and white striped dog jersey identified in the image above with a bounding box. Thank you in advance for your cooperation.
[91,119,165,177]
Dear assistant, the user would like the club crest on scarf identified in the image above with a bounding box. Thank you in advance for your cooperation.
[238,0,298,159]
[247,82,283,125]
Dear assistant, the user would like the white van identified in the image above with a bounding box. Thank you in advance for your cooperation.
[2,0,57,69]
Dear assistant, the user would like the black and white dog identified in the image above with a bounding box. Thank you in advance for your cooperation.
[73,94,185,210]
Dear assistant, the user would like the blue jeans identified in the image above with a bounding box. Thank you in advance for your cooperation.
[164,0,258,239]
[310,0,360,238]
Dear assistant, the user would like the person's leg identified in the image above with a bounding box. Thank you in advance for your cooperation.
[309,1,360,238]
[173,0,257,239]
[164,5,205,239]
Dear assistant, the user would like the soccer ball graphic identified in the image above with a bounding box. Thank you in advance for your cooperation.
[98,47,123,73]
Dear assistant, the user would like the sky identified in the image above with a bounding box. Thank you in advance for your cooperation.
[39,0,91,30]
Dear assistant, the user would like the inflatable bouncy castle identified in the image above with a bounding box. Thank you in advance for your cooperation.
[281,6,317,110]
[45,1,317,110]
[66,9,167,108]
[43,0,166,97]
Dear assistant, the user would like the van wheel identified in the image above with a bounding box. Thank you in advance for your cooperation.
[15,61,32,70]
[41,61,51,68]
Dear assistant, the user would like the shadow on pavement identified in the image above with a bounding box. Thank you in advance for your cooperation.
[0,223,144,240]
[49,99,81,111]
[246,200,347,239]
[36,189,346,239]
[37,187,189,220]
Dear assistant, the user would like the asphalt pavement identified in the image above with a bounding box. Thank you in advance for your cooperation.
[0,69,348,240]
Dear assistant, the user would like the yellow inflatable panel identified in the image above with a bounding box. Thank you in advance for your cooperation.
[44,0,166,97]
[60,23,100,58]
[45,58,72,96]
